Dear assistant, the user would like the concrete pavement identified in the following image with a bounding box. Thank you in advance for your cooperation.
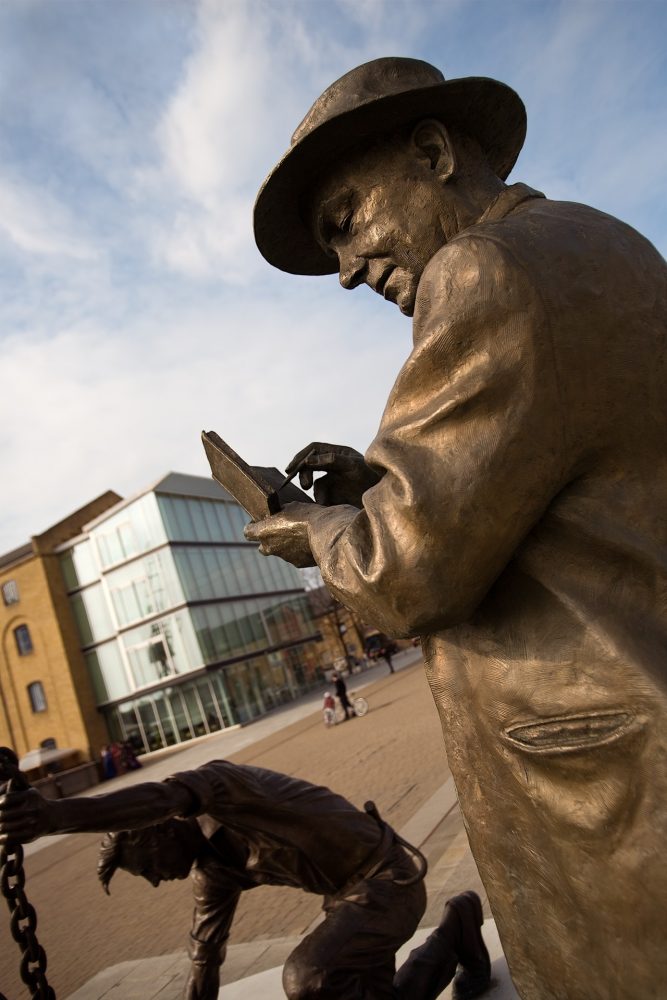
[26,649,422,862]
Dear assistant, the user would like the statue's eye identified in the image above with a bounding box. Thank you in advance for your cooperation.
[318,206,353,247]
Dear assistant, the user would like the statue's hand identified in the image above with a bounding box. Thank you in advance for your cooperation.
[0,787,54,845]
[285,442,381,508]
[245,502,317,568]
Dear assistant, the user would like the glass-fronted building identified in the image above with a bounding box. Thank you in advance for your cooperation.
[57,473,322,755]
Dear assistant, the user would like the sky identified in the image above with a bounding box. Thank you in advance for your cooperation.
[0,0,665,553]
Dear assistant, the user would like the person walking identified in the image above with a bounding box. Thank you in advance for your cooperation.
[381,647,395,674]
[331,670,354,719]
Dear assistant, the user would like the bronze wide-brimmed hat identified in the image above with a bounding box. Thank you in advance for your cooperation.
[254,57,526,276]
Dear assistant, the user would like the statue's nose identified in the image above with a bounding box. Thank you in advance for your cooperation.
[339,253,367,290]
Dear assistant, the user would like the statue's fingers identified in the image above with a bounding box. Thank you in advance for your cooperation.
[293,444,357,474]
[244,519,271,541]
[313,477,333,506]
[0,817,27,838]
[305,451,337,469]
[299,468,314,490]
[0,791,27,810]
[285,442,324,475]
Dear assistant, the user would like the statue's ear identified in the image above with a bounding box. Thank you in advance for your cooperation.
[410,119,456,184]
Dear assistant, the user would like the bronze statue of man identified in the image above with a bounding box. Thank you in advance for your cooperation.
[0,759,490,1000]
[246,57,667,999]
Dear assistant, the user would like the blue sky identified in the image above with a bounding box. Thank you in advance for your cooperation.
[1,0,665,553]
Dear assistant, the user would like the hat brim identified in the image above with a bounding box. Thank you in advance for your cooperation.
[254,76,526,276]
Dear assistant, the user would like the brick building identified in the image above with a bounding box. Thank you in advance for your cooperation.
[306,584,367,669]
[0,492,121,762]
[305,584,413,673]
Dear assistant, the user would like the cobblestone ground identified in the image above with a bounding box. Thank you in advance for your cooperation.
[0,661,454,999]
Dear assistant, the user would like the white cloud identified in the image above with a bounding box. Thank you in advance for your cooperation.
[146,0,296,283]
[156,200,252,281]
[158,0,273,205]
[0,280,409,552]
[335,0,431,38]
[144,0,433,284]
[0,175,97,260]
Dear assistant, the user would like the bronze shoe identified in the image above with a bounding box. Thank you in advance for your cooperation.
[449,891,491,1000]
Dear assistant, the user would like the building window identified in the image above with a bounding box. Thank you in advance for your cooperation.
[27,682,47,713]
[14,624,33,656]
[2,580,19,605]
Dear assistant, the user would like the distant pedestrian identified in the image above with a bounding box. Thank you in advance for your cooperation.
[121,741,142,771]
[382,647,395,674]
[322,691,336,727]
[110,741,125,775]
[100,746,116,781]
[331,670,354,720]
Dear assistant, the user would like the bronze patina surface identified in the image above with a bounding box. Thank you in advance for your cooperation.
[0,758,493,1000]
[246,58,667,998]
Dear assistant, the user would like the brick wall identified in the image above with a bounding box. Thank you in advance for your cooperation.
[0,491,121,759]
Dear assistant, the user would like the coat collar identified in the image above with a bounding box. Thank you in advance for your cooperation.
[478,182,545,225]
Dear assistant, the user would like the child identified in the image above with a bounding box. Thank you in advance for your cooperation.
[322,691,336,726]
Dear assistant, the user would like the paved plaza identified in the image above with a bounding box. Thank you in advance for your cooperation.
[0,651,492,1000]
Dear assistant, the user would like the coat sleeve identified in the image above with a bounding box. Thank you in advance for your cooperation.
[303,234,574,636]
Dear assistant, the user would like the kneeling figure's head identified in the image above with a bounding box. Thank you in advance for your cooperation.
[97,818,199,893]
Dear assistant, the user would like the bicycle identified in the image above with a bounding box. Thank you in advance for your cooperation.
[334,691,369,724]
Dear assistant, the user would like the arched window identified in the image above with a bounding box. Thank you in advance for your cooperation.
[14,624,33,656]
[27,682,47,713]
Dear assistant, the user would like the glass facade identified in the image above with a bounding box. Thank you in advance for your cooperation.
[173,545,299,601]
[60,539,99,591]
[94,493,167,569]
[60,476,322,756]
[71,584,115,645]
[106,549,183,627]
[157,494,247,544]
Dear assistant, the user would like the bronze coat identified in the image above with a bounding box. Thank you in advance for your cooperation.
[307,184,667,999]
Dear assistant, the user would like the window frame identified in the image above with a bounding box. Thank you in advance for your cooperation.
[27,681,47,713]
[2,580,19,605]
[14,624,34,656]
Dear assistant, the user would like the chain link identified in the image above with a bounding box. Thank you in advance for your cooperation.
[0,748,56,999]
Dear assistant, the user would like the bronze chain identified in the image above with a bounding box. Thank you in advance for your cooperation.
[0,747,56,999]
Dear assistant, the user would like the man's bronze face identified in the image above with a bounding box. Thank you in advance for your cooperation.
[121,833,194,887]
[310,139,449,317]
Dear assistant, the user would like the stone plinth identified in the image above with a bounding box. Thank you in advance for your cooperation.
[218,919,520,999]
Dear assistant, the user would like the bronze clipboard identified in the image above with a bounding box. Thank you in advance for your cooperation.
[202,430,313,521]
